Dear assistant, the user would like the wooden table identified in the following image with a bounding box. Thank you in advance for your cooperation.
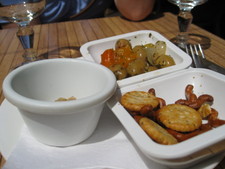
[0,12,225,168]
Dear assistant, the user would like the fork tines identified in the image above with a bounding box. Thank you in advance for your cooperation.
[185,44,203,68]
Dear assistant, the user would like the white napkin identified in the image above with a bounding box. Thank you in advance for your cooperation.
[2,106,167,169]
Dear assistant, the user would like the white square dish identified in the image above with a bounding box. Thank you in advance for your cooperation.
[80,30,192,87]
[107,68,225,168]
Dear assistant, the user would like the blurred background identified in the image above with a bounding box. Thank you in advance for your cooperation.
[0,0,224,39]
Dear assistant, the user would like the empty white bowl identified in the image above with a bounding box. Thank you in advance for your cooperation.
[3,58,117,147]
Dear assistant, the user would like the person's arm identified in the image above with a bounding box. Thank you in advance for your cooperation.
[40,0,72,23]
[114,0,156,21]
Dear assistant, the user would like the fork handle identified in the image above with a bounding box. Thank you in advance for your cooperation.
[202,59,225,75]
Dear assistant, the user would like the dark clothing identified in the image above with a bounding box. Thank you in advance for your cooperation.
[40,0,114,23]
[191,0,225,39]
[158,0,225,39]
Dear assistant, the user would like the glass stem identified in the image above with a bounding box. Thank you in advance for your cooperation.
[17,25,37,62]
[177,10,193,47]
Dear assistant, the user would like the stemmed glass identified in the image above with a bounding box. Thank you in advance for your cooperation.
[168,0,210,49]
[0,0,46,64]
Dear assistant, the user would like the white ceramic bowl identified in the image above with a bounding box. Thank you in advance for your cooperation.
[3,58,117,147]
[108,68,225,168]
[80,30,192,87]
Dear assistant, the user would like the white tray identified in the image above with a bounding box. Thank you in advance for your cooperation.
[108,68,225,168]
[80,30,192,87]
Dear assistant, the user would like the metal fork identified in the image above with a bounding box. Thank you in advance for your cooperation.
[185,44,225,75]
[185,44,203,68]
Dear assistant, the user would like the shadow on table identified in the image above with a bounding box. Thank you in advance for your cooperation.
[38,46,82,59]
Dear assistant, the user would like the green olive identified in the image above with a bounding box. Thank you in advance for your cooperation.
[146,49,155,65]
[115,48,125,57]
[132,45,143,53]
[154,54,175,68]
[155,41,166,56]
[144,43,155,65]
[146,66,158,72]
[132,45,147,59]
[109,64,127,80]
[115,39,132,50]
[144,43,155,49]
[126,58,146,76]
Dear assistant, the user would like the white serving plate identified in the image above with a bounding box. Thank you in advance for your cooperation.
[0,100,224,169]
[107,68,225,168]
[80,30,192,87]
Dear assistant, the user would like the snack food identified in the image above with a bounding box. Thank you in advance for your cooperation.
[120,84,225,145]
[157,104,202,132]
[139,117,178,145]
[55,96,76,102]
[120,91,159,111]
[101,39,175,80]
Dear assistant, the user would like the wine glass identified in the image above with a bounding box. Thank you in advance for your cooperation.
[0,0,46,64]
[168,0,211,49]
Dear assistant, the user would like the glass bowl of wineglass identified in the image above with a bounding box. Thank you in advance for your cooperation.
[168,0,211,49]
[0,0,46,64]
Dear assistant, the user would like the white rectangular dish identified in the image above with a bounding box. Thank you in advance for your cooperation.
[80,30,192,87]
[107,68,225,168]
